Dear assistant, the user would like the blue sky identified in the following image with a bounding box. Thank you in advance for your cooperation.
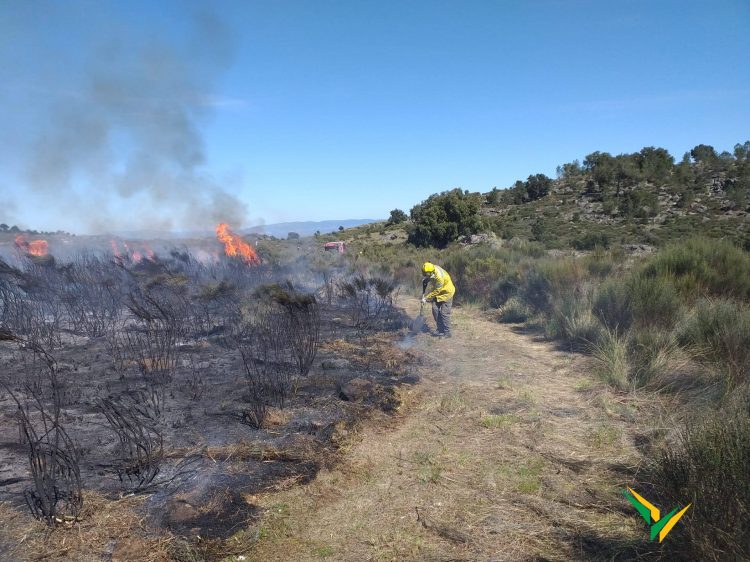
[1,0,749,233]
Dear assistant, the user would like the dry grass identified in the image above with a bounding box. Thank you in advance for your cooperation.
[0,301,674,561]
[242,301,659,561]
[0,492,172,562]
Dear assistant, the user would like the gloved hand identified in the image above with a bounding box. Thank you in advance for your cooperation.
[420,297,427,304]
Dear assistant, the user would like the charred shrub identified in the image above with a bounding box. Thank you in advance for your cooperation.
[0,340,82,524]
[123,321,178,384]
[338,274,401,333]
[98,392,164,492]
[258,282,320,376]
[59,254,125,337]
[192,280,241,335]
[233,303,295,428]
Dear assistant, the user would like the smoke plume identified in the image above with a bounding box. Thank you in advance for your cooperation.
[22,10,248,233]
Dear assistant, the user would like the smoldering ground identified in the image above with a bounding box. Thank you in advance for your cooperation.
[7,7,248,233]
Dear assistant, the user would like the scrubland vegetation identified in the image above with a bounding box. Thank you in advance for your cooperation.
[339,235,749,559]
[1,140,748,560]
[330,140,750,559]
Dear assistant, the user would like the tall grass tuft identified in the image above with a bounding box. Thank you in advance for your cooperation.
[592,280,633,335]
[589,328,630,391]
[497,297,529,323]
[551,291,603,351]
[677,299,750,389]
[641,237,750,301]
[628,328,678,388]
[626,272,682,330]
[647,397,750,561]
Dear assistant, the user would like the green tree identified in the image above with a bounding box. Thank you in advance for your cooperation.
[584,151,616,189]
[556,160,582,179]
[408,188,483,248]
[287,232,300,240]
[733,141,750,161]
[486,187,501,205]
[613,154,642,193]
[387,209,408,225]
[690,144,718,164]
[637,146,674,183]
[524,174,552,201]
[0,223,8,232]
[510,180,527,204]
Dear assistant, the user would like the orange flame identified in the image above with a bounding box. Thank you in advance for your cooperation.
[15,235,48,257]
[215,223,260,265]
[110,240,156,264]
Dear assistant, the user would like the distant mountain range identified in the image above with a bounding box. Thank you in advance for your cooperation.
[242,219,379,238]
[107,219,380,240]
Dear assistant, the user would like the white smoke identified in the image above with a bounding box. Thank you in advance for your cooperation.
[20,9,248,233]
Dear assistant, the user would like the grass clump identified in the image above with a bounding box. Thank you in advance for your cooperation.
[677,299,750,388]
[592,280,633,335]
[641,237,750,301]
[628,328,679,388]
[497,297,529,323]
[481,413,520,428]
[438,389,468,414]
[626,272,682,330]
[496,458,544,494]
[646,397,750,561]
[589,329,630,391]
[590,424,621,448]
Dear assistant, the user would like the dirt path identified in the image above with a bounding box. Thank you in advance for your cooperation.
[250,301,653,561]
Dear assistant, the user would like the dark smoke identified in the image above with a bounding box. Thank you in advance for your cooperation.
[23,11,248,233]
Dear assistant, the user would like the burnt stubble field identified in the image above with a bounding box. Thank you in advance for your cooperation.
[0,236,418,558]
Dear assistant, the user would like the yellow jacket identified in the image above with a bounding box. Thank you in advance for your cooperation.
[424,265,455,302]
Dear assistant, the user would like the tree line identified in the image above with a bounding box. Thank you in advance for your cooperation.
[394,140,750,248]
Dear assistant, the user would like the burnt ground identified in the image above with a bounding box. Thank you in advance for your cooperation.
[0,300,422,560]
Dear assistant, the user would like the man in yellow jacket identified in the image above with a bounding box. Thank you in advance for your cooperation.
[421,262,455,338]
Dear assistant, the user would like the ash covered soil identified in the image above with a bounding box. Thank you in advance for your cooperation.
[0,246,420,558]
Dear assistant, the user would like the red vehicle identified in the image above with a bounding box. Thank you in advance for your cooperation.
[324,241,346,253]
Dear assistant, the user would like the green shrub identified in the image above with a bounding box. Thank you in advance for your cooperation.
[628,328,677,388]
[518,258,585,315]
[498,297,530,323]
[627,272,682,330]
[572,231,610,250]
[552,292,603,351]
[408,188,483,248]
[439,245,539,308]
[592,280,633,335]
[642,237,750,301]
[677,299,750,388]
[647,398,750,561]
[583,249,618,278]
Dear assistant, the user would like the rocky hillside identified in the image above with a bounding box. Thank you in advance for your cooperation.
[481,143,750,250]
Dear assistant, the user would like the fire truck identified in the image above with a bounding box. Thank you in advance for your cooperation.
[323,241,346,253]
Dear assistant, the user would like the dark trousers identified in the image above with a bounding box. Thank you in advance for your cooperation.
[432,299,453,334]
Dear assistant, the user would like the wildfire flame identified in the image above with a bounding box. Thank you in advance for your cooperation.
[15,235,48,257]
[215,223,260,265]
[110,240,155,264]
